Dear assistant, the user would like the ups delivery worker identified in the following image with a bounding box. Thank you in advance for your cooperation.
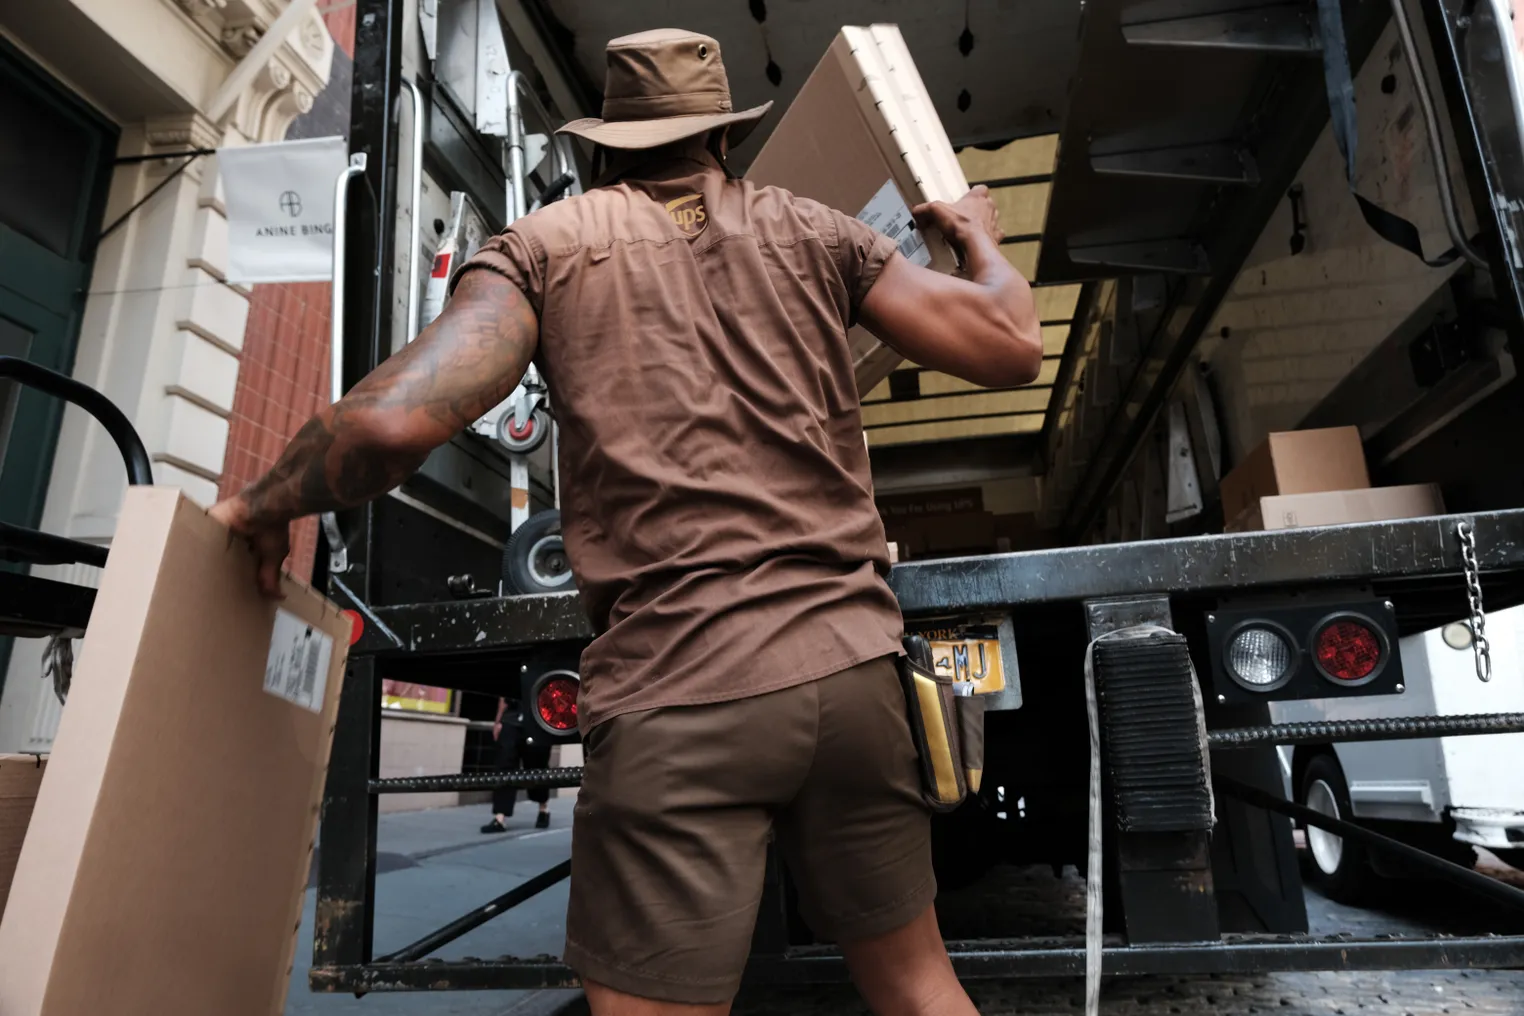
[213,27,1040,1016]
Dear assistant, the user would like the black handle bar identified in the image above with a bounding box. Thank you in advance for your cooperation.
[0,357,153,486]
[0,357,153,570]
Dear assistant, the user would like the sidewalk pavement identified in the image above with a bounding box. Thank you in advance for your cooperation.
[286,798,582,1016]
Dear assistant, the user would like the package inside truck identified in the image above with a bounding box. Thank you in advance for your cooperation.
[7,0,1524,1009]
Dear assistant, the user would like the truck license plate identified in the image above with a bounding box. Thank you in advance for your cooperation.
[908,620,1012,696]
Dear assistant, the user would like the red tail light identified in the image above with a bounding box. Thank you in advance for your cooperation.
[536,677,578,731]
[1315,619,1383,681]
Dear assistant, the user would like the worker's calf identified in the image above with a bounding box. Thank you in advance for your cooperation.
[841,904,980,1016]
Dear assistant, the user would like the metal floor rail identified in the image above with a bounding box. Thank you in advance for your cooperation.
[310,933,1524,992]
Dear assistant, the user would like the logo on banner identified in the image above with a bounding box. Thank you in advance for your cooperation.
[279,191,303,217]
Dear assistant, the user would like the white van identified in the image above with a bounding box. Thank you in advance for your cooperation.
[1275,604,1524,899]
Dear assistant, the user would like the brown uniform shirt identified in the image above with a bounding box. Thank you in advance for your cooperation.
[454,148,904,728]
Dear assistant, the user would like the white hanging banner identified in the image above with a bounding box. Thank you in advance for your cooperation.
[220,136,348,285]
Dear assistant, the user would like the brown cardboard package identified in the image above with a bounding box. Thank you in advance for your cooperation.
[0,754,45,917]
[1228,483,1446,533]
[0,487,351,1016]
[1218,427,1371,524]
[747,24,969,394]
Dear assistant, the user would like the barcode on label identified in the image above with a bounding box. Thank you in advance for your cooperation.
[857,179,933,269]
[264,608,333,713]
[300,640,321,701]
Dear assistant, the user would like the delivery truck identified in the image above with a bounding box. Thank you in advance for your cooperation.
[206,0,1524,997]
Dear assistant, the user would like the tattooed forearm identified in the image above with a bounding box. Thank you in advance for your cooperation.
[234,269,539,529]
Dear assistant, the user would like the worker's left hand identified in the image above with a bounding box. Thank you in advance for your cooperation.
[209,497,290,599]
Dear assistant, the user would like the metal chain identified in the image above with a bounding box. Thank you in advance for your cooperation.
[1457,520,1492,682]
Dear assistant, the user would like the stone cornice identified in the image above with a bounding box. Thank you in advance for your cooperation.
[163,0,334,141]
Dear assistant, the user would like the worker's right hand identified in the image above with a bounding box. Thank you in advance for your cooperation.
[911,185,1003,250]
[493,720,503,741]
[209,496,290,599]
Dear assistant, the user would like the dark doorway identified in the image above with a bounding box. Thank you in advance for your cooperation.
[0,39,118,687]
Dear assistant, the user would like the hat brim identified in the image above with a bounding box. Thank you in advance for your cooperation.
[556,101,773,150]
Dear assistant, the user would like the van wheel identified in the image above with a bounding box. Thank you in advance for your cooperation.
[1300,754,1370,903]
[502,510,573,595]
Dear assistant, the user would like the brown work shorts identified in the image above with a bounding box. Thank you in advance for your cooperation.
[563,656,934,1004]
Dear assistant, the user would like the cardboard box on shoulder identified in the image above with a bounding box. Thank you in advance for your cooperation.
[0,487,352,1016]
[1218,426,1370,526]
[1227,483,1447,533]
[746,24,969,395]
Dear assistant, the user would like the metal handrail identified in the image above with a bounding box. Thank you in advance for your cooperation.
[322,153,368,575]
[0,357,152,571]
[506,69,575,222]
[330,152,368,405]
[1388,0,1489,269]
[402,79,425,342]
[0,357,152,486]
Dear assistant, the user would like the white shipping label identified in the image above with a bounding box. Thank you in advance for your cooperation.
[264,609,334,714]
[856,179,932,267]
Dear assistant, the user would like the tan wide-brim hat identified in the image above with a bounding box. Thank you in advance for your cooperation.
[557,28,773,150]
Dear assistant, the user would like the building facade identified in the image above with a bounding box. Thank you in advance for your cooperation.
[0,0,351,751]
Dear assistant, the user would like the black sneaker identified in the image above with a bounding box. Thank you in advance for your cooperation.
[480,817,507,834]
[535,811,550,829]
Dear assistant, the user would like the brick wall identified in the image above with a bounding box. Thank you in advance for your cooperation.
[319,1,356,59]
[217,284,331,578]
[218,7,354,580]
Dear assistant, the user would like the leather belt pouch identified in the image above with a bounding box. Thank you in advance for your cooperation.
[898,635,972,812]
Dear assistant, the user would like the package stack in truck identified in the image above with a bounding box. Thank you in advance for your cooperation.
[745,24,970,396]
[0,488,351,1016]
[1221,426,1445,532]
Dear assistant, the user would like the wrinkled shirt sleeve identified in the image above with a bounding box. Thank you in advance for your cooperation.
[448,227,547,314]
[827,208,899,326]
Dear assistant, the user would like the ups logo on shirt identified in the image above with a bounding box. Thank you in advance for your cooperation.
[666,193,708,238]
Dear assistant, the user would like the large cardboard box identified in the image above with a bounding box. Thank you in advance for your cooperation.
[0,755,45,917]
[1228,483,1446,533]
[747,24,969,395]
[1218,427,1370,525]
[0,488,352,1016]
